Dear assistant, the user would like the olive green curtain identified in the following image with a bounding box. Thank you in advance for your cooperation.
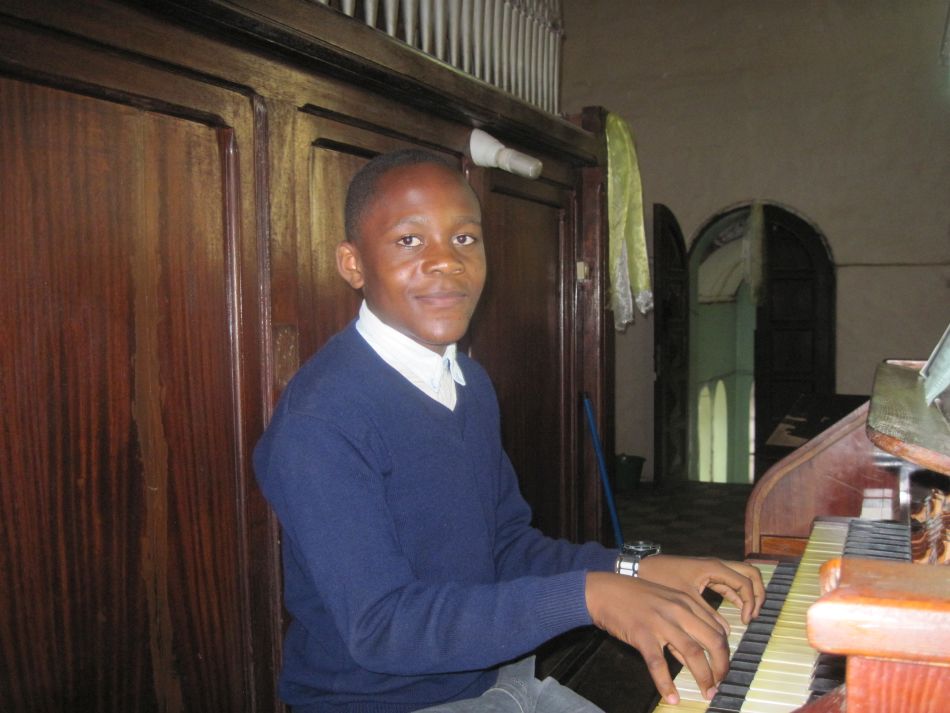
[606,112,652,330]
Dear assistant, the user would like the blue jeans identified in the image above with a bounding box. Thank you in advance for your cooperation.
[413,657,604,713]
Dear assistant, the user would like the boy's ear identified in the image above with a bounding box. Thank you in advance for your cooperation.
[336,241,365,290]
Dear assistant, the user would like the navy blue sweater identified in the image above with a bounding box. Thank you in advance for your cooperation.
[253,323,616,712]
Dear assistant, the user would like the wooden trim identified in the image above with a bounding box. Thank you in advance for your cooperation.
[575,106,610,544]
[143,0,603,165]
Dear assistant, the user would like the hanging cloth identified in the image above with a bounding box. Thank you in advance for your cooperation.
[606,112,652,331]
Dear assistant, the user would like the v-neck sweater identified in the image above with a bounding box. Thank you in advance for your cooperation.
[253,323,616,713]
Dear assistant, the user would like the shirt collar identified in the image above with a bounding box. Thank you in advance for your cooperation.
[355,301,466,392]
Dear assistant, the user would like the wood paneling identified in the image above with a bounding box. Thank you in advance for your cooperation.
[0,1,608,710]
[468,168,575,538]
[744,403,897,557]
[0,71,269,711]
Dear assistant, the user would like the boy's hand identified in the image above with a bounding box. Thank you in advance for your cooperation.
[585,571,731,705]
[637,555,766,625]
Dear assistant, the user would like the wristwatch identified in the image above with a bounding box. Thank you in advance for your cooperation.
[615,540,661,578]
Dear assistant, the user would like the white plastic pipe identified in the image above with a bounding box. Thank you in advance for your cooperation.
[469,128,542,179]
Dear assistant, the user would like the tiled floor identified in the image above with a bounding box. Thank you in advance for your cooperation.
[614,482,752,561]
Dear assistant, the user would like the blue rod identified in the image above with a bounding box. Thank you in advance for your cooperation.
[582,393,624,549]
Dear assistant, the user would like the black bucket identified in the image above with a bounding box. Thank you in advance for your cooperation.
[615,454,645,493]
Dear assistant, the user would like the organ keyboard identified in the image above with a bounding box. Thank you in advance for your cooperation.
[653,516,923,713]
[653,521,840,713]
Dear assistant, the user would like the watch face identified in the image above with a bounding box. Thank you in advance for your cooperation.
[622,540,660,556]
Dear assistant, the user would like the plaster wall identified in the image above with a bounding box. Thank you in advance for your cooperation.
[561,0,950,480]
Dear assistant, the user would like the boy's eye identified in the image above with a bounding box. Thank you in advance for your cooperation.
[397,235,422,247]
[454,234,478,246]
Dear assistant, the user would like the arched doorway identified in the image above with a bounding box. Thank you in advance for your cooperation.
[653,202,835,485]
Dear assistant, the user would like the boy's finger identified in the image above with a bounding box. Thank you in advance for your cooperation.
[642,644,680,705]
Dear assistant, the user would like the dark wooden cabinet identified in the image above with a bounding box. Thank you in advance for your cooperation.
[0,2,609,710]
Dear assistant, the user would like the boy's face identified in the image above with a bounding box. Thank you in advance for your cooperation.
[337,162,486,354]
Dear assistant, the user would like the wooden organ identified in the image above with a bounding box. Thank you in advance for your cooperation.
[660,357,950,713]
[544,356,949,713]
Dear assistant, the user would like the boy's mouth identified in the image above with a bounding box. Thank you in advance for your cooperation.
[415,290,470,307]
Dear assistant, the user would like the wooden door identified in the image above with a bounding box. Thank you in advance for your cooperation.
[652,204,690,487]
[467,167,580,540]
[0,28,276,713]
[754,206,836,477]
[288,106,593,542]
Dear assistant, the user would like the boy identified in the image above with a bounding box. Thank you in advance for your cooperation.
[253,149,764,713]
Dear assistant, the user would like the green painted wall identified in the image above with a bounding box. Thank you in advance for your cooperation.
[689,251,756,484]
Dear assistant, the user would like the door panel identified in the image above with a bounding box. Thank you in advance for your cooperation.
[653,204,690,486]
[0,67,271,713]
[754,206,835,476]
[467,169,575,538]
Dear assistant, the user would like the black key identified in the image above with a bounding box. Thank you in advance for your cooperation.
[716,682,749,697]
[728,659,759,674]
[811,676,841,693]
[746,621,775,635]
[723,670,755,686]
[707,693,746,711]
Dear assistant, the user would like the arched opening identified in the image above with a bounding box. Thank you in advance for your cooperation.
[686,203,835,483]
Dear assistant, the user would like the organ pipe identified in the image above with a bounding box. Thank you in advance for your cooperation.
[307,0,562,114]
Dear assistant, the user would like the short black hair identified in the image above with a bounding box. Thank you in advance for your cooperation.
[344,149,460,243]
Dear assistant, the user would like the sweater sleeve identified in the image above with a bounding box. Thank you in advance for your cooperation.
[457,359,617,579]
[490,448,619,579]
[255,407,596,677]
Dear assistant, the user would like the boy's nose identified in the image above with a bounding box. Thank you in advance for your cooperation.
[423,242,464,274]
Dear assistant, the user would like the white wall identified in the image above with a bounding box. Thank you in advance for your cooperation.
[561,0,950,480]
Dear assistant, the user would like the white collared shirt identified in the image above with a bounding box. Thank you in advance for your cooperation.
[355,301,466,410]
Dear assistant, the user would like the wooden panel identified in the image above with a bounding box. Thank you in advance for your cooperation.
[745,403,898,556]
[0,77,151,712]
[653,204,690,486]
[846,657,949,713]
[574,107,610,544]
[809,557,950,713]
[754,206,835,477]
[468,169,575,539]
[0,58,273,713]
